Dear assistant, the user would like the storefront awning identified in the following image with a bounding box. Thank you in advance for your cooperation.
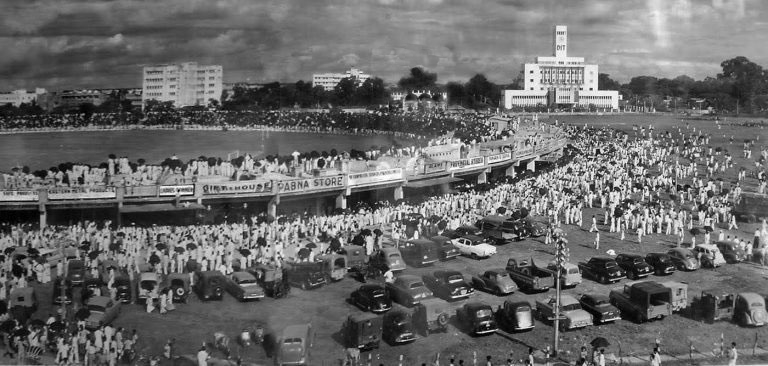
[405,176,463,188]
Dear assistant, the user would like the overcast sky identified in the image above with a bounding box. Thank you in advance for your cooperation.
[1,0,765,90]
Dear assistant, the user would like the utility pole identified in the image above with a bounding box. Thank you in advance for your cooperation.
[552,235,569,356]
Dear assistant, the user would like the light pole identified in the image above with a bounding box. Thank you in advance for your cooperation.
[552,235,568,356]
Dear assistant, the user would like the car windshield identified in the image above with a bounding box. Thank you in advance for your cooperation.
[476,309,492,318]
[516,305,531,312]
[562,303,581,311]
[447,275,463,283]
[372,291,385,298]
[238,278,257,285]
[87,304,105,312]
[409,282,425,289]
[633,258,644,264]
[593,298,609,305]
[568,268,580,274]
[502,222,517,230]
[388,254,401,260]
[496,273,510,279]
[605,262,617,268]
[283,338,302,345]
[681,252,694,259]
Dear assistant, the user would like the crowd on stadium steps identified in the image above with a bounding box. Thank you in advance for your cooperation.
[0,111,561,190]
[0,119,766,365]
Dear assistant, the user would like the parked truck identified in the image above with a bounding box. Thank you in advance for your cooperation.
[505,258,552,292]
[609,281,673,323]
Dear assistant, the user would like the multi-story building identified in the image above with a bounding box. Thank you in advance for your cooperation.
[141,62,223,108]
[503,25,620,111]
[312,67,370,91]
[0,88,47,107]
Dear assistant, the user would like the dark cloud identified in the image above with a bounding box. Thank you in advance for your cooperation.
[0,0,766,90]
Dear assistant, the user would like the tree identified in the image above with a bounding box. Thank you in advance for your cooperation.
[627,76,659,96]
[398,67,437,90]
[464,74,499,109]
[355,77,387,105]
[598,73,621,91]
[446,82,466,106]
[333,77,358,106]
[718,56,766,112]
[207,98,220,109]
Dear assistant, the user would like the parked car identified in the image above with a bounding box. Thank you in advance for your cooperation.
[506,258,552,292]
[693,244,726,268]
[84,296,121,330]
[578,257,626,284]
[454,225,482,237]
[385,275,433,307]
[429,236,460,260]
[343,313,382,350]
[659,281,689,312]
[609,281,672,323]
[137,272,159,302]
[275,324,314,366]
[615,254,654,280]
[644,253,676,276]
[578,294,621,324]
[285,262,326,290]
[667,248,700,271]
[66,259,87,285]
[382,310,416,345]
[412,297,450,336]
[521,217,546,237]
[225,271,265,301]
[107,272,132,304]
[542,262,582,288]
[193,271,225,301]
[471,269,518,295]
[536,294,593,331]
[164,273,190,303]
[247,264,290,299]
[9,287,37,323]
[456,302,498,336]
[83,277,107,301]
[316,254,347,282]
[475,215,519,244]
[689,291,735,322]
[496,301,535,332]
[422,270,474,301]
[370,247,407,272]
[451,235,497,259]
[350,284,392,314]
[342,245,368,269]
[733,292,767,327]
[399,239,439,267]
[715,241,746,263]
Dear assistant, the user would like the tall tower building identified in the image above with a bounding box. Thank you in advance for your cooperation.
[141,62,223,108]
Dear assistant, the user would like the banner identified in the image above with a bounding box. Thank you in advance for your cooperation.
[159,185,195,197]
[347,168,403,187]
[49,187,116,200]
[423,161,446,174]
[485,152,512,164]
[277,175,345,194]
[0,190,39,202]
[448,156,485,171]
[202,181,272,195]
[516,146,535,158]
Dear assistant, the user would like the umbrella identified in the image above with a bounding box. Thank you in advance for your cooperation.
[79,241,91,251]
[496,207,507,215]
[256,237,267,247]
[156,243,167,251]
[186,243,197,251]
[88,250,100,260]
[0,320,14,333]
[14,254,26,260]
[613,207,624,218]
[703,226,714,233]
[297,248,311,260]
[239,249,251,256]
[519,207,529,219]
[277,217,287,225]
[429,215,442,223]
[437,220,447,230]
[174,247,185,254]
[591,337,611,348]
[3,248,13,256]
[304,243,317,249]
[75,308,91,321]
[149,253,160,265]
[13,328,29,337]
[373,229,383,236]
[352,235,365,246]
[690,228,701,236]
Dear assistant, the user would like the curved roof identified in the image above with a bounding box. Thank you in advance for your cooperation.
[404,93,418,101]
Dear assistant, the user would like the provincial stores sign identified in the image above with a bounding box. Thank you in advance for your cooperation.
[448,156,485,171]
[277,176,345,194]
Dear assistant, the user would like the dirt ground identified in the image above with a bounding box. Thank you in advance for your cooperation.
[23,114,768,365]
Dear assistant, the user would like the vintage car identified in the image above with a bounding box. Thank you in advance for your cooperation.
[609,281,672,323]
[164,273,190,303]
[84,296,121,330]
[451,235,496,259]
[536,294,593,330]
[496,301,535,332]
[506,258,552,292]
[659,281,689,312]
[66,259,87,285]
[52,277,75,305]
[429,236,460,260]
[615,253,654,280]
[733,292,767,327]
[456,302,498,336]
[83,277,107,301]
[385,275,433,307]
[715,241,746,263]
[399,239,439,267]
[454,225,483,237]
[475,215,519,244]
[247,264,290,298]
[316,254,347,282]
[343,313,382,350]
[370,247,407,272]
[276,323,313,366]
[412,297,450,335]
[667,248,701,271]
[9,287,37,323]
[578,294,621,324]
[520,217,547,237]
[109,274,132,303]
[342,245,368,269]
[471,269,518,295]
[138,272,159,302]
[644,253,677,276]
[690,291,735,322]
[382,311,416,345]
[578,257,626,284]
[422,270,474,301]
[192,270,225,301]
[350,284,392,313]
[543,262,582,288]
[285,262,326,290]
[225,271,265,301]
[693,244,726,268]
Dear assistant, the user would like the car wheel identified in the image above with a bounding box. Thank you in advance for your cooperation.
[174,286,186,299]
[301,282,308,291]
[471,253,479,260]
[599,275,606,284]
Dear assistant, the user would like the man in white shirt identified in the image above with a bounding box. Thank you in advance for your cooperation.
[197,346,209,366]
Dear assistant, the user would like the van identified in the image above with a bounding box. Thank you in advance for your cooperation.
[476,215,519,244]
[276,323,314,365]
[693,244,726,268]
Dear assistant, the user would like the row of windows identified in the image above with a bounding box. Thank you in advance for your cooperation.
[145,78,165,83]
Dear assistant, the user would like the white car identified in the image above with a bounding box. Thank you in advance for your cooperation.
[451,235,496,259]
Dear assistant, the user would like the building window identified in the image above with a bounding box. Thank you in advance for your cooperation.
[589,88,593,91]
[529,70,534,74]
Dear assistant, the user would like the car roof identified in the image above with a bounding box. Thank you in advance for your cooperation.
[360,284,385,291]
[668,248,692,254]
[631,281,669,294]
[482,215,507,222]
[589,256,615,262]
[86,296,111,307]
[281,324,310,338]
[436,270,462,277]
[695,244,717,250]
[232,272,256,281]
[582,293,610,302]
[558,294,579,305]
[504,301,532,309]
[647,252,669,258]
[430,236,451,242]
[348,312,379,323]
[462,234,483,241]
[380,247,401,255]
[618,253,642,259]
[198,271,224,278]
[407,239,434,246]
[737,292,765,303]
[464,302,492,311]
[485,269,506,276]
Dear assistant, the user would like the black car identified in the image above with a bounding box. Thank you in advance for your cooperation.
[577,257,626,284]
[66,259,87,285]
[192,271,225,301]
[52,277,75,305]
[109,275,132,303]
[644,253,676,276]
[615,254,654,280]
[422,270,474,301]
[429,236,460,260]
[285,262,326,290]
[578,294,621,324]
[382,311,416,345]
[456,302,498,336]
[351,284,392,314]
[520,218,546,237]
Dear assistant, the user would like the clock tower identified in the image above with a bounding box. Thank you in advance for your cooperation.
[553,25,567,58]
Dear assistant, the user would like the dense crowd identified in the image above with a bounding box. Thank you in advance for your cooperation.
[0,117,766,365]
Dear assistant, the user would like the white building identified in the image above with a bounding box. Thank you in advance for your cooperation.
[312,67,370,91]
[503,25,619,111]
[0,88,47,107]
[142,62,223,108]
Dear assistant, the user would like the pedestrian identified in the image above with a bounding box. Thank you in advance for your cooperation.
[594,231,600,250]
[197,346,210,366]
[597,349,605,366]
[637,226,643,244]
[527,347,535,366]
[728,342,737,366]
[486,355,493,366]
[590,215,598,232]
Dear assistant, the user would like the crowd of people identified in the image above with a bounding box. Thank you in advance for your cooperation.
[0,114,766,365]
